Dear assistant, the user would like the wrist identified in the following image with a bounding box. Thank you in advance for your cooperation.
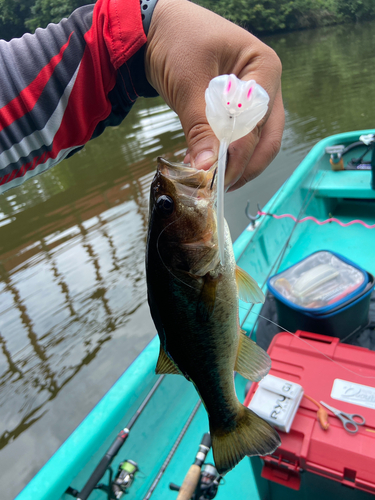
[140,0,160,36]
[144,0,190,97]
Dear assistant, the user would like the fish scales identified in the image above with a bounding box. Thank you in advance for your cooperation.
[146,157,280,474]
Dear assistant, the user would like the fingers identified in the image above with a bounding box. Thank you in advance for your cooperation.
[182,46,283,176]
[183,123,219,171]
[146,0,221,169]
[145,0,284,186]
[226,85,284,191]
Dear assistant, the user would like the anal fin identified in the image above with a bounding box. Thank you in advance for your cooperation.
[234,331,271,381]
[156,345,181,375]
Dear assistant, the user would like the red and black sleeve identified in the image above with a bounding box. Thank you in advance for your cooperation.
[0,0,157,193]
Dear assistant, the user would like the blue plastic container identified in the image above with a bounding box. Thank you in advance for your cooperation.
[268,251,374,339]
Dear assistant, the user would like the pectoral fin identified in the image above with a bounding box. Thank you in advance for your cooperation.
[236,266,265,304]
[234,331,271,381]
[197,274,220,322]
[156,345,181,375]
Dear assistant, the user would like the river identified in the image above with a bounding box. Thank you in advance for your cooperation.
[1,20,375,499]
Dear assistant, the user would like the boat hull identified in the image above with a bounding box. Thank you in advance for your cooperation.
[15,129,375,500]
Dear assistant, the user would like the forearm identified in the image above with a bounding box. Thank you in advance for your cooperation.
[0,0,156,193]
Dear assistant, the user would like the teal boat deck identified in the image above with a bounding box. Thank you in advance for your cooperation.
[16,130,375,500]
[311,170,374,199]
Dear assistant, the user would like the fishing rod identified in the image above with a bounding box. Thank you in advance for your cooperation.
[171,463,222,500]
[66,375,165,500]
[143,399,201,500]
[244,162,326,338]
[173,432,213,500]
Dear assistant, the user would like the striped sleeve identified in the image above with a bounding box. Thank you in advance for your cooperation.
[0,0,157,193]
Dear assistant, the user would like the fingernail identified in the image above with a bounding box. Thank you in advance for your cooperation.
[194,150,216,169]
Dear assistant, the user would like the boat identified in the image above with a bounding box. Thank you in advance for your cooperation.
[15,129,375,500]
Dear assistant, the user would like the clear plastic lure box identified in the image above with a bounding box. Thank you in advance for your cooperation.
[267,251,374,339]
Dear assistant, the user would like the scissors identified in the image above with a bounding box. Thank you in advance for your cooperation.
[320,401,366,434]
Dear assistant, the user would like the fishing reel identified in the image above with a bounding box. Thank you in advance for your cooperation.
[169,463,222,500]
[111,459,139,498]
[196,464,222,500]
[91,459,139,499]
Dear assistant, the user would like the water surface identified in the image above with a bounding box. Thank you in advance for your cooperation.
[1,21,375,499]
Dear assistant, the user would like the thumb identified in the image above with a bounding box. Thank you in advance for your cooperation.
[182,121,219,171]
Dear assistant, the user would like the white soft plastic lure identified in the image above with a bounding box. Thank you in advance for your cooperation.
[205,74,269,264]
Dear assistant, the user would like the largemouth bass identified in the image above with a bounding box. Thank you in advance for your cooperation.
[146,158,280,475]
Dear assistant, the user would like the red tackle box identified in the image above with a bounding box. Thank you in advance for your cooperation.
[244,331,375,500]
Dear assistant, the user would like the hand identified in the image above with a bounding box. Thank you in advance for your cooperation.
[145,0,284,191]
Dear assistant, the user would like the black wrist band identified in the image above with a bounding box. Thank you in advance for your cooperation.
[140,0,159,36]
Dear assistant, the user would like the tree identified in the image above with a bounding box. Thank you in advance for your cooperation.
[0,0,34,39]
[336,0,375,22]
[25,0,93,32]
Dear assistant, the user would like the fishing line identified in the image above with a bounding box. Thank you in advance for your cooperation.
[210,167,217,191]
[142,399,201,500]
[151,252,375,383]
[154,163,375,382]
[155,165,219,288]
[154,163,213,271]
[251,310,375,380]
[165,275,375,383]
[236,179,291,264]
[244,170,327,335]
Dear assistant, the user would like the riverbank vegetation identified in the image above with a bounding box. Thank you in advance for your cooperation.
[0,0,374,40]
[195,0,375,34]
[0,0,90,39]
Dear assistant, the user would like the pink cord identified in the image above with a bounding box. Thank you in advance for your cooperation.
[258,211,375,229]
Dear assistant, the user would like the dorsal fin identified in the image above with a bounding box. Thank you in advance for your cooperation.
[236,266,265,304]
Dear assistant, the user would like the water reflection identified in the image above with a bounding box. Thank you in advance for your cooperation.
[0,99,185,457]
[0,183,143,446]
[2,20,375,500]
[269,22,375,146]
[228,21,375,237]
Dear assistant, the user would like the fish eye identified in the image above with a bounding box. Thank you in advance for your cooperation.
[156,195,174,217]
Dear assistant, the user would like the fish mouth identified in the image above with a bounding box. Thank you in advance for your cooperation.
[157,157,217,193]
[152,158,219,276]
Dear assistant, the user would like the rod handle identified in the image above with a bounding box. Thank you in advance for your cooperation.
[176,464,201,500]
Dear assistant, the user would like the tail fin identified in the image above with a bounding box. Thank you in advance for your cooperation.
[210,404,281,475]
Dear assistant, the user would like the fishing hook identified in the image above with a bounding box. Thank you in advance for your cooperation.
[210,167,217,190]
[245,202,262,227]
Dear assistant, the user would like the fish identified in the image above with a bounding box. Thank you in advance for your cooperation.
[146,157,281,475]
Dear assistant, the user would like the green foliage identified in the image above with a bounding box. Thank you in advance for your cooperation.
[195,0,375,33]
[0,0,375,41]
[0,0,32,25]
[25,0,92,32]
[336,0,375,22]
[0,0,34,39]
[0,0,92,40]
